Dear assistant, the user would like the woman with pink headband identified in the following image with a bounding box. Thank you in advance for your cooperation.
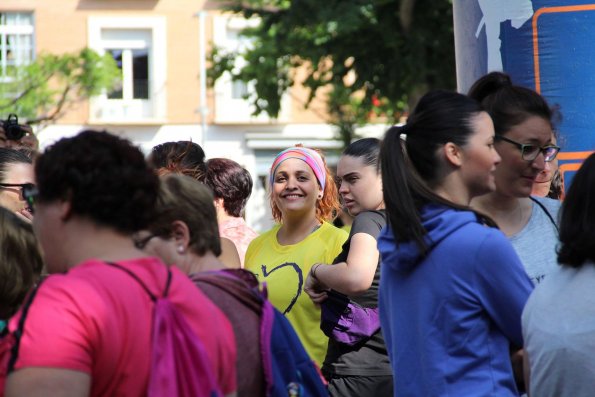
[245,145,347,367]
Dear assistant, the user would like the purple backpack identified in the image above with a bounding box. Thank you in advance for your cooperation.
[192,269,328,397]
[106,262,223,397]
[320,289,380,346]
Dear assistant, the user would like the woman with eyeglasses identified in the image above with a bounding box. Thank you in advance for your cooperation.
[134,174,266,396]
[531,133,563,199]
[0,148,35,222]
[469,72,561,286]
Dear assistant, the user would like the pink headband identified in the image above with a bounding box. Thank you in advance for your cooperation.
[269,147,326,192]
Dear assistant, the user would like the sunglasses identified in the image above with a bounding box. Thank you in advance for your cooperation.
[0,183,38,213]
[495,135,560,162]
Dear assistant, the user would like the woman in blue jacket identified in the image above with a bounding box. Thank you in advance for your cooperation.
[378,90,534,396]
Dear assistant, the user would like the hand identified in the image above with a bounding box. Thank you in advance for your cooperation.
[305,287,328,304]
[19,125,39,151]
[304,265,329,304]
[5,125,39,151]
[19,133,39,151]
[510,348,526,394]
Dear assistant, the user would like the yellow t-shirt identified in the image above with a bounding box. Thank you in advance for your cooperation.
[245,221,348,366]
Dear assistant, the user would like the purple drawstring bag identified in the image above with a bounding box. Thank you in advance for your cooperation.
[320,289,380,346]
[106,262,223,397]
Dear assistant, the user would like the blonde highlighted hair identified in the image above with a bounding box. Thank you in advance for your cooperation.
[0,207,43,318]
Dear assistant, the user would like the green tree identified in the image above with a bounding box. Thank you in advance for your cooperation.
[0,48,120,126]
[208,0,455,145]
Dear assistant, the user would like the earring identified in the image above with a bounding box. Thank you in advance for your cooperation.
[177,246,185,254]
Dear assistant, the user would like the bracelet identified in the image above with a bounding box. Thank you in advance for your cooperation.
[311,264,322,280]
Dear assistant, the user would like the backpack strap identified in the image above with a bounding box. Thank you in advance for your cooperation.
[104,261,172,300]
[8,278,46,373]
[529,196,559,233]
[190,270,262,314]
[259,300,276,395]
[191,270,276,393]
[105,263,222,397]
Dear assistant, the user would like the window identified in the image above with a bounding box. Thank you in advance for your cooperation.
[231,79,249,100]
[225,26,250,100]
[212,16,291,123]
[105,40,150,100]
[88,17,166,122]
[0,12,34,83]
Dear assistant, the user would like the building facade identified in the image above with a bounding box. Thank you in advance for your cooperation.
[1,0,385,231]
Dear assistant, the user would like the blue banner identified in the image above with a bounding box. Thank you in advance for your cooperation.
[454,0,595,187]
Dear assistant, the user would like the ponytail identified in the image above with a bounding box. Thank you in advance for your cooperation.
[381,91,498,259]
[381,125,428,255]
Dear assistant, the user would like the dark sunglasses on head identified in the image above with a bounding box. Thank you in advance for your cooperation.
[23,184,38,213]
[22,184,38,212]
[495,135,560,162]
[0,182,37,212]
[0,182,35,198]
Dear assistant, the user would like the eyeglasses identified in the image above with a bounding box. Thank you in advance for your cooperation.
[22,185,38,212]
[133,233,157,249]
[0,182,37,209]
[495,135,560,162]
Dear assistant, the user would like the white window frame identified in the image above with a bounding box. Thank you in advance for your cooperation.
[212,15,290,124]
[0,12,35,83]
[88,16,166,123]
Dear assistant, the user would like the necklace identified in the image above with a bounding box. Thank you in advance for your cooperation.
[276,220,321,246]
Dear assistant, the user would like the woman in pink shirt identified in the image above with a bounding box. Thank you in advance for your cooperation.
[204,158,258,267]
[1,131,237,397]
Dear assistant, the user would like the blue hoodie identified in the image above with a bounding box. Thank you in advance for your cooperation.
[378,204,533,397]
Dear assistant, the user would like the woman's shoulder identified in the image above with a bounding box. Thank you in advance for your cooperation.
[444,215,510,253]
[319,221,349,239]
[353,210,386,224]
[523,265,576,319]
[531,195,562,214]
[247,225,280,245]
[455,225,530,287]
[244,225,282,265]
[350,210,386,238]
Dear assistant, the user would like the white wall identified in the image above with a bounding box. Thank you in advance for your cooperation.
[36,121,387,232]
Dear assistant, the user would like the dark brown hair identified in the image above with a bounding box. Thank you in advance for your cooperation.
[35,130,159,233]
[149,141,207,182]
[381,90,497,256]
[0,147,31,183]
[468,71,555,136]
[204,158,253,217]
[557,153,595,267]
